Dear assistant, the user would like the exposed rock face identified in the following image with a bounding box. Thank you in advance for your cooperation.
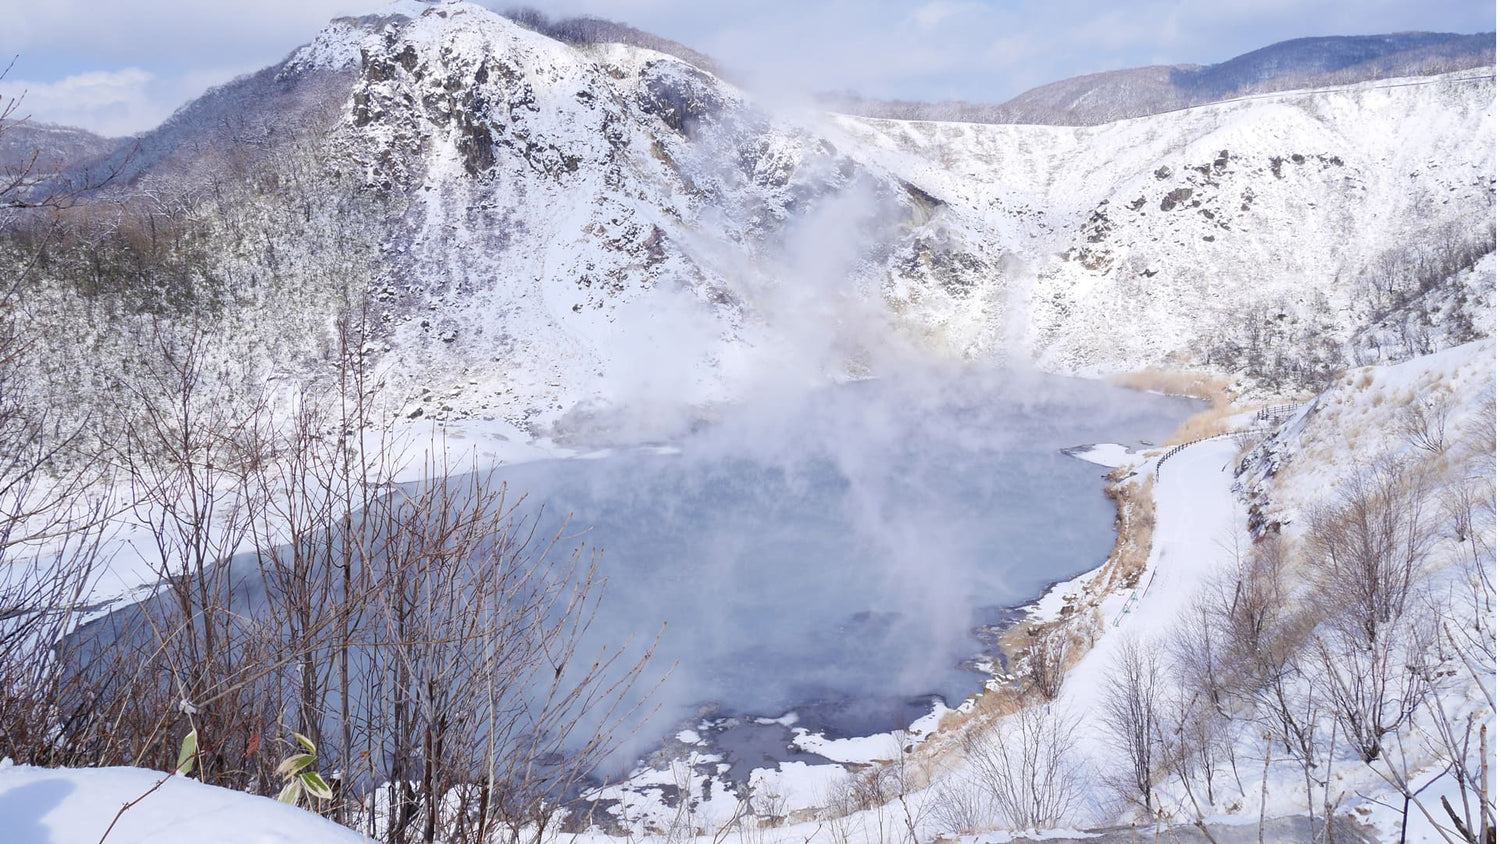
[210,0,1006,430]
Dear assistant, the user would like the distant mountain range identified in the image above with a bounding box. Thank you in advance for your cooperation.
[823,32,1495,125]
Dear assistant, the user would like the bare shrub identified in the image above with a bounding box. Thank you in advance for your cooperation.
[1,302,663,844]
[0,525,108,765]
[1232,426,1268,457]
[354,468,661,844]
[1024,625,1069,701]
[1306,457,1436,644]
[962,703,1083,830]
[930,773,990,837]
[819,733,931,844]
[824,763,901,843]
[1399,390,1455,456]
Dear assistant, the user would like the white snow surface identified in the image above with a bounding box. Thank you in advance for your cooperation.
[834,71,1494,379]
[1065,442,1143,468]
[0,763,367,843]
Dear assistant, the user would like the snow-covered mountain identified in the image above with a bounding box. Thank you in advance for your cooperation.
[1,6,1493,841]
[831,32,1495,125]
[10,0,1495,438]
[0,121,119,176]
[837,70,1495,391]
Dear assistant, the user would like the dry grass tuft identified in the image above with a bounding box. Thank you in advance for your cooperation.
[1112,369,1231,406]
[1113,369,1243,446]
[1099,473,1156,591]
[1162,410,1232,446]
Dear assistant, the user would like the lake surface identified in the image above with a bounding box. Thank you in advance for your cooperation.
[489,367,1198,748]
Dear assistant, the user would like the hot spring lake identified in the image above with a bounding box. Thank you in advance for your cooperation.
[482,368,1199,746]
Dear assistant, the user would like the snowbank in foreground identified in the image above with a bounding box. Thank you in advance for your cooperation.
[0,763,366,844]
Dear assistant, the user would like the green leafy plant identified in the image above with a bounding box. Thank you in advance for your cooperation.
[275,732,333,807]
[175,729,198,776]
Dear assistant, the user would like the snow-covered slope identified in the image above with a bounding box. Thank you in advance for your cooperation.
[1236,337,1495,538]
[0,763,365,844]
[835,70,1495,391]
[151,0,1013,438]
[13,3,1491,441]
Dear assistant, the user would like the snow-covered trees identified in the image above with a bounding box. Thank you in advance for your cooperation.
[0,307,661,843]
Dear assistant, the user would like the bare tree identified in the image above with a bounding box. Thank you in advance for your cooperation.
[1440,473,1496,700]
[1312,613,1424,765]
[1407,635,1495,844]
[1159,687,1232,843]
[1302,457,1438,764]
[1102,636,1164,816]
[1169,591,1232,719]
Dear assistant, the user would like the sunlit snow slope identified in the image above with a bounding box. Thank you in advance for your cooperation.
[835,71,1494,386]
[22,1,1495,436]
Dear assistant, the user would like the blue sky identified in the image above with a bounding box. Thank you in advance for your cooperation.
[0,0,1492,136]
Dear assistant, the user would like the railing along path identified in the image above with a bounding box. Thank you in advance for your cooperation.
[1114,402,1302,626]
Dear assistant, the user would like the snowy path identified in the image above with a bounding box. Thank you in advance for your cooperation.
[1059,437,1248,756]
[1117,436,1246,639]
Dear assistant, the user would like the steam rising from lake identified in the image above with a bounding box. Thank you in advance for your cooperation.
[492,366,1197,741]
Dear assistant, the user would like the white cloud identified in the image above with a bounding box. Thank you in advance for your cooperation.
[2,65,253,136]
[0,0,372,69]
[0,0,377,134]
[4,69,158,136]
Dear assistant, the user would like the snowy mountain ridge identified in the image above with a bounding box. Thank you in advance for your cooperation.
[12,2,1491,440]
[836,68,1494,389]
[830,31,1495,126]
